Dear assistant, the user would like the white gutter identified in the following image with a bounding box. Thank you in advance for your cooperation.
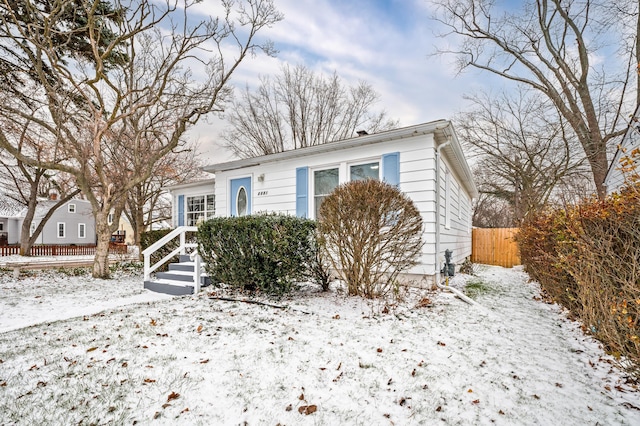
[433,127,478,306]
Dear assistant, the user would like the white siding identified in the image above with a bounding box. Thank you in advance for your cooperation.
[213,133,460,277]
[182,124,476,282]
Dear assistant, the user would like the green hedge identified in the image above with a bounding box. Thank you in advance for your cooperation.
[197,214,327,296]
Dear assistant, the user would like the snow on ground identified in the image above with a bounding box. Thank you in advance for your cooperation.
[0,263,638,425]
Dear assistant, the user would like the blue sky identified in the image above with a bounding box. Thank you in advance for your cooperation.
[191,0,492,162]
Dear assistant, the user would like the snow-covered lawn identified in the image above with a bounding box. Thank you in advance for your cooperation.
[0,264,638,425]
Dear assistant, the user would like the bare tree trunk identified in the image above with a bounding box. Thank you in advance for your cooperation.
[19,179,39,255]
[93,211,112,278]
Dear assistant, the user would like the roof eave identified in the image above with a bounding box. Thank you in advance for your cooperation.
[203,120,451,173]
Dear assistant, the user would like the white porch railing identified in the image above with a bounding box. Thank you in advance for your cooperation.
[142,226,203,291]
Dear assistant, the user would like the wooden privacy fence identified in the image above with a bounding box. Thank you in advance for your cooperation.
[471,228,521,268]
[0,244,128,257]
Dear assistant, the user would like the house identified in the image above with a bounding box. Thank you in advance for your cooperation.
[605,104,640,195]
[108,211,134,245]
[0,194,96,245]
[168,178,216,227]
[169,121,477,283]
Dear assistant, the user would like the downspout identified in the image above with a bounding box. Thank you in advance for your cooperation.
[434,127,478,306]
[434,129,451,282]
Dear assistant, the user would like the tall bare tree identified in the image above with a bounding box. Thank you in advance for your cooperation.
[0,0,282,277]
[124,144,205,247]
[432,0,639,199]
[0,97,82,254]
[457,89,589,223]
[223,64,399,158]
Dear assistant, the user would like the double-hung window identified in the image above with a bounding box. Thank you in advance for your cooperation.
[57,223,66,238]
[313,168,339,219]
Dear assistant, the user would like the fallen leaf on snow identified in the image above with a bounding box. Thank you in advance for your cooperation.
[472,399,480,404]
[86,347,98,352]
[167,392,180,402]
[298,405,317,415]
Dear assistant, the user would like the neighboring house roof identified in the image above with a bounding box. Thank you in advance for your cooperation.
[0,194,25,218]
[203,120,478,198]
[24,198,92,219]
[0,194,92,220]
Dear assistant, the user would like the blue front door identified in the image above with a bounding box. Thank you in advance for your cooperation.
[230,177,252,216]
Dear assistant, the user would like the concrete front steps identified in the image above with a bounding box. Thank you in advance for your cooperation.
[144,255,211,295]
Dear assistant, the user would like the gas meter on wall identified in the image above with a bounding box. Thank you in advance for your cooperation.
[441,249,455,277]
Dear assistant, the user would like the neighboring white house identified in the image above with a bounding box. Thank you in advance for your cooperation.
[169,121,477,283]
[605,104,640,195]
[0,195,96,245]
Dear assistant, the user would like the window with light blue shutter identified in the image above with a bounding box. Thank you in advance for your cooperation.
[177,195,184,226]
[296,167,309,218]
[382,152,400,186]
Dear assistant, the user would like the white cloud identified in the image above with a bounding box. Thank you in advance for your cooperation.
[191,0,482,163]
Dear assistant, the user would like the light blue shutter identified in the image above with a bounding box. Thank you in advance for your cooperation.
[177,195,184,226]
[296,167,309,218]
[382,152,400,186]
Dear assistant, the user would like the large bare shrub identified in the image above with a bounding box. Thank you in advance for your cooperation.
[560,187,640,376]
[317,180,423,298]
[518,185,640,378]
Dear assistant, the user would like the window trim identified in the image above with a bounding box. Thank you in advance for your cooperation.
[78,223,86,239]
[186,193,215,226]
[311,165,340,220]
[57,222,66,239]
[236,186,248,217]
[68,203,76,213]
